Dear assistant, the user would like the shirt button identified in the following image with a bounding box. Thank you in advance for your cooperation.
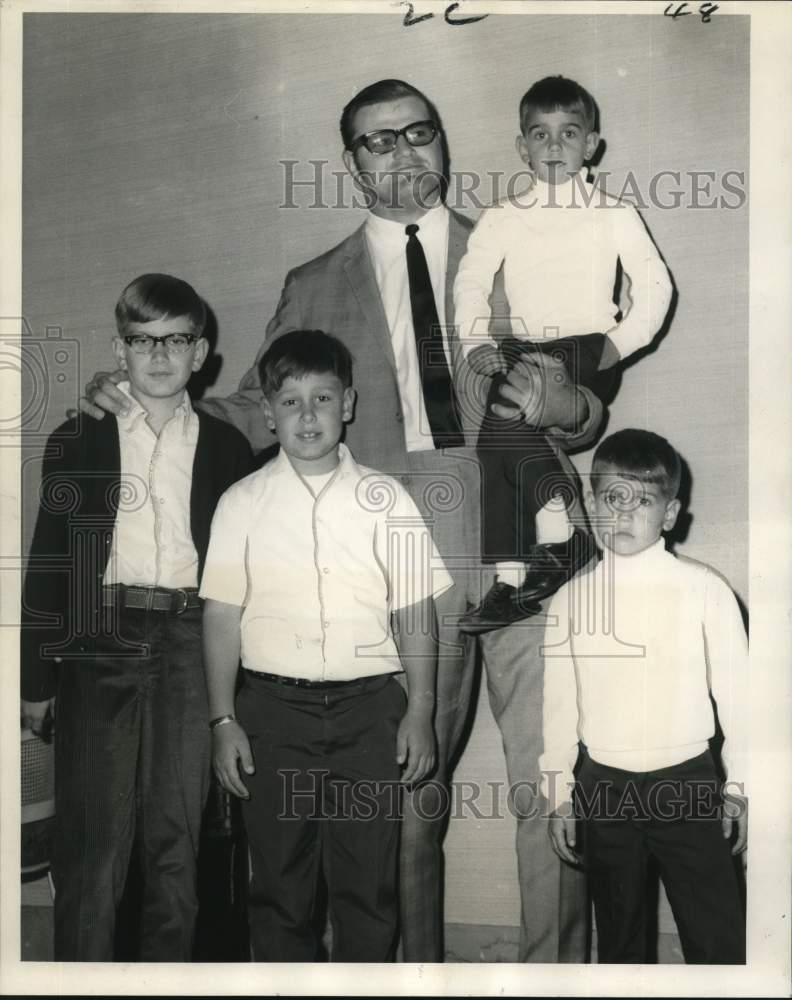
[324,620,330,628]
[323,567,330,574]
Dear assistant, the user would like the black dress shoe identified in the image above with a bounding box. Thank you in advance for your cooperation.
[459,581,541,635]
[513,529,597,607]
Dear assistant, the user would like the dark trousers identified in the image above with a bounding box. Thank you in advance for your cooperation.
[577,751,746,964]
[52,606,210,961]
[237,671,405,963]
[478,335,615,562]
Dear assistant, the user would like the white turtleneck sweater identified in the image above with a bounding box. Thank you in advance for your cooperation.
[453,170,672,364]
[539,539,748,812]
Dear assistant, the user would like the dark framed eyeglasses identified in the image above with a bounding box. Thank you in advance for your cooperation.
[349,119,440,156]
[122,333,198,355]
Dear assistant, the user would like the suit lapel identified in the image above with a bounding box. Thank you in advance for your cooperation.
[444,209,472,328]
[341,226,398,376]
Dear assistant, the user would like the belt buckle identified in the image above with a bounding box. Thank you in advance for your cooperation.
[172,588,189,615]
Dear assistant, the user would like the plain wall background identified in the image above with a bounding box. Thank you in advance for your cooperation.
[21,10,749,930]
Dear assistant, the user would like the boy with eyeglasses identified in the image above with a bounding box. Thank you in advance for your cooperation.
[455,76,673,633]
[20,272,254,960]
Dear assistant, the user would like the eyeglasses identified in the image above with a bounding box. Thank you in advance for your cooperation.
[122,333,198,355]
[349,120,440,156]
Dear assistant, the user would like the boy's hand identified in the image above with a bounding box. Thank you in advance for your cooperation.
[21,697,55,737]
[78,369,130,420]
[396,710,436,785]
[492,352,585,432]
[547,806,579,865]
[722,791,748,864]
[212,721,255,799]
[466,343,506,377]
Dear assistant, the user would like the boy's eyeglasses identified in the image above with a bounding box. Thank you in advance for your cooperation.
[122,333,198,355]
[348,120,440,156]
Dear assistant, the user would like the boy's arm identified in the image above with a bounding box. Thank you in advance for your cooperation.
[392,596,437,785]
[21,423,80,712]
[382,479,455,784]
[199,486,254,798]
[703,571,749,857]
[203,598,254,800]
[453,207,512,362]
[599,204,673,367]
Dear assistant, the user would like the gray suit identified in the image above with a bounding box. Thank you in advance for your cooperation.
[202,209,596,962]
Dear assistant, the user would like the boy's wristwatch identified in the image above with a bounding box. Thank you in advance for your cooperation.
[209,714,236,730]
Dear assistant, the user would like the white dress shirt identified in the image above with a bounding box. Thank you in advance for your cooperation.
[454,171,673,362]
[365,204,451,453]
[539,539,748,811]
[199,444,454,681]
[103,382,200,588]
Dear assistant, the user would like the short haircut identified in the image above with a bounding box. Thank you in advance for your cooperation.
[591,429,682,499]
[115,273,206,337]
[519,75,599,135]
[340,78,439,149]
[258,330,354,397]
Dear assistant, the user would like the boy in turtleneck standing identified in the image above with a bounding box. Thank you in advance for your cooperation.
[539,429,748,964]
[455,76,673,632]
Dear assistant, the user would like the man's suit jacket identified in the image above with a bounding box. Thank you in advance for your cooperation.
[21,409,254,701]
[200,209,603,472]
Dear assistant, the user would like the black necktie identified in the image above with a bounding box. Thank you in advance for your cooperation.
[405,223,464,448]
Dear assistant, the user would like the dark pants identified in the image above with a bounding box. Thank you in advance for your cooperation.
[577,751,745,964]
[52,606,210,961]
[237,671,405,963]
[478,335,614,562]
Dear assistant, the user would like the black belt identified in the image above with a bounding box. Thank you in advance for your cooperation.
[243,669,386,691]
[102,584,202,615]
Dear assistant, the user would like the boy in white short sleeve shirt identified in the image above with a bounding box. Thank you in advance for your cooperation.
[200,329,453,963]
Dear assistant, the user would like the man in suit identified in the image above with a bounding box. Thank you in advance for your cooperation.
[81,80,601,963]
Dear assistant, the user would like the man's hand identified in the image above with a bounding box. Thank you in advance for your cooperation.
[21,697,55,737]
[547,806,579,865]
[212,721,255,799]
[78,369,130,420]
[722,792,748,866]
[491,352,587,432]
[396,710,436,785]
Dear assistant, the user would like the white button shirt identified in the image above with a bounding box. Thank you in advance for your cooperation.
[454,171,673,361]
[199,444,454,681]
[365,204,451,453]
[539,540,748,811]
[103,383,200,588]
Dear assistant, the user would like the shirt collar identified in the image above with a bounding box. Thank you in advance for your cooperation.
[116,381,194,436]
[365,201,449,250]
[270,441,360,490]
[601,536,673,576]
[514,167,593,209]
